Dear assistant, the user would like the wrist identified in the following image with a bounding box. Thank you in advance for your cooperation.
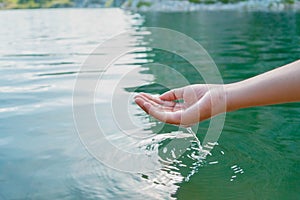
[225,82,243,112]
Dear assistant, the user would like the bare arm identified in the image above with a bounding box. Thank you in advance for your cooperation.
[135,60,300,126]
[226,59,300,112]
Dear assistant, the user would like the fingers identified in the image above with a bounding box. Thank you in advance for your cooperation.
[142,101,199,126]
[143,102,182,125]
[134,97,149,114]
[135,93,183,109]
[138,93,169,106]
[134,93,205,126]
[134,85,218,125]
[142,93,181,108]
[134,93,185,125]
[135,92,192,125]
[159,87,184,101]
[135,94,163,113]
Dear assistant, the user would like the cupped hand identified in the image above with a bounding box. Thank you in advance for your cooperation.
[134,84,226,126]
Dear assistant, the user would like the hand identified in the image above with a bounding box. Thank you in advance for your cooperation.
[134,84,226,126]
[135,60,300,126]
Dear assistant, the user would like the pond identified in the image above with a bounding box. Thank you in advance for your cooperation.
[0,8,299,199]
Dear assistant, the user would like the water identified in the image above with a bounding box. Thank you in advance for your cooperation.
[0,8,300,199]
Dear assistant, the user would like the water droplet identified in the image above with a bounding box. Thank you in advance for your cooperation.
[163,147,167,154]
[171,149,176,158]
[208,161,219,165]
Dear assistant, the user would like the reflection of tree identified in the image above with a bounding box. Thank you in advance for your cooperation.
[17,0,43,6]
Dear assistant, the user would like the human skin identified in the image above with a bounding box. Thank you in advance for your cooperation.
[134,59,300,126]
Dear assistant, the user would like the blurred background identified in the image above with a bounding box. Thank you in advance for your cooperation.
[0,0,300,9]
[0,1,299,199]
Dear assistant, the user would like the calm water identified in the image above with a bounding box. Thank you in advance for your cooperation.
[0,8,300,199]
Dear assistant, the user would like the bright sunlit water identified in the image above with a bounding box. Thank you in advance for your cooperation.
[0,8,299,199]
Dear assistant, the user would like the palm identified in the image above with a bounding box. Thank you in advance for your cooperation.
[179,85,208,109]
[134,84,214,126]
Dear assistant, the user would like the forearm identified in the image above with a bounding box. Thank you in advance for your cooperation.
[226,60,300,112]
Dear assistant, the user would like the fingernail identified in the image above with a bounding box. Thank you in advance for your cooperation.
[134,93,141,99]
[134,97,141,103]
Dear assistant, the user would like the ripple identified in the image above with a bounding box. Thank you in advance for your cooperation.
[0,85,50,93]
[36,70,107,77]
[2,53,55,57]
[1,8,299,200]
[135,128,213,187]
[37,71,77,77]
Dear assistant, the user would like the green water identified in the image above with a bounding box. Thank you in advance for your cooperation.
[142,11,300,199]
[0,8,299,199]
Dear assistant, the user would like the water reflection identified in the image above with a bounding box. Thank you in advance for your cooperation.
[70,17,227,198]
[1,8,300,200]
[140,10,300,199]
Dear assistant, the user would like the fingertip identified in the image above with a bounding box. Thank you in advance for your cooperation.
[159,92,168,100]
[134,97,143,105]
[135,98,148,114]
[160,88,184,101]
[139,92,147,96]
[134,93,140,99]
[134,96,139,102]
[134,92,144,99]
[159,91,175,101]
[134,97,143,106]
[140,93,152,99]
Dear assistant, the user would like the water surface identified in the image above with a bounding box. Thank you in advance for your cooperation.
[0,8,299,199]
